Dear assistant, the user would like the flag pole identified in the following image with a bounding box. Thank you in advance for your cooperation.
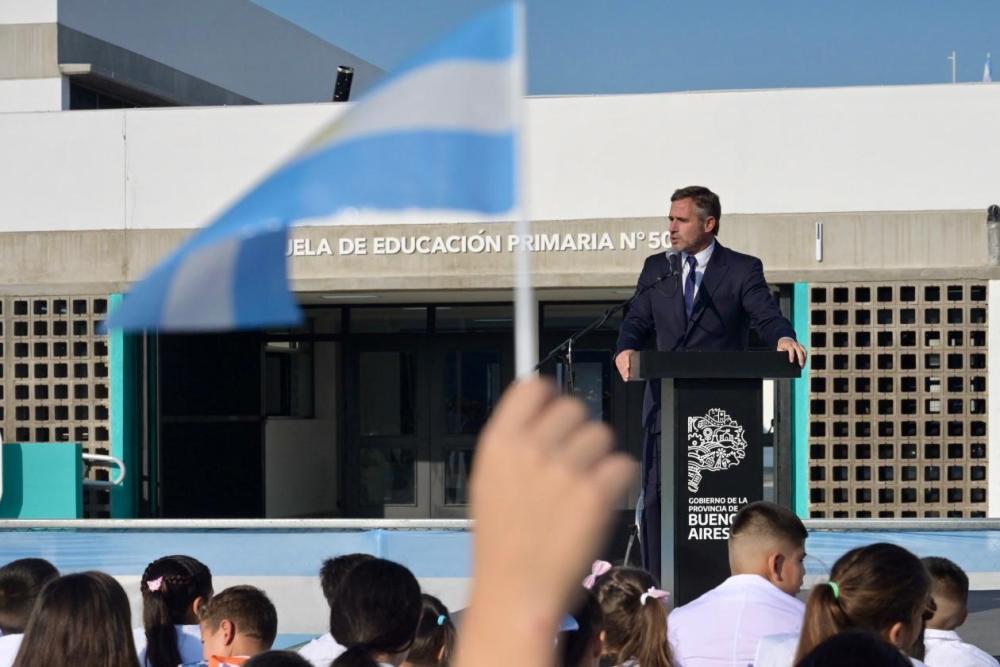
[512,1,537,378]
[948,50,957,84]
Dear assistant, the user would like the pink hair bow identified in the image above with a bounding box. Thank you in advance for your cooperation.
[639,586,670,606]
[582,560,613,589]
[146,576,165,592]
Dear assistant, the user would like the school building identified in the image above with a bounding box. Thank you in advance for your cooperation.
[1,0,999,531]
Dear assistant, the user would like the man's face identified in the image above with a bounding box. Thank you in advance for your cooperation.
[668,197,716,254]
[776,542,807,596]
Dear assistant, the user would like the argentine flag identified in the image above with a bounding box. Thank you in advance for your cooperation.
[107,4,522,331]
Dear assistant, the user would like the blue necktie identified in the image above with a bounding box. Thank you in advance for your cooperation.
[684,255,698,318]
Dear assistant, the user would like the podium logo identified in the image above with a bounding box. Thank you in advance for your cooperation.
[687,408,747,493]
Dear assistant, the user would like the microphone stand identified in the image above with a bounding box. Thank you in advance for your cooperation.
[535,268,678,394]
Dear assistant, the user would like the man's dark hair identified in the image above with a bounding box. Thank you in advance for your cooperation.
[730,501,807,546]
[921,556,969,605]
[0,558,59,634]
[319,553,375,608]
[671,186,722,234]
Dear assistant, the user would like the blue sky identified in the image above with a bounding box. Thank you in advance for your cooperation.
[253,1,998,94]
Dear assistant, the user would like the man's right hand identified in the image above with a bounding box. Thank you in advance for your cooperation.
[615,349,636,382]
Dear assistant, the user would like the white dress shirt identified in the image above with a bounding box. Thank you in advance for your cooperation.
[133,624,204,666]
[298,631,347,667]
[668,574,804,667]
[0,633,22,667]
[924,628,999,667]
[680,241,716,305]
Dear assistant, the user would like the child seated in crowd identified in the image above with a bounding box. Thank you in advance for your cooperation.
[330,558,423,667]
[668,501,807,667]
[299,553,374,667]
[198,585,278,666]
[12,571,140,667]
[0,559,59,667]
[756,542,931,666]
[401,594,455,667]
[246,651,313,667]
[557,591,603,667]
[921,557,999,667]
[136,554,214,667]
[590,565,671,667]
[795,630,912,667]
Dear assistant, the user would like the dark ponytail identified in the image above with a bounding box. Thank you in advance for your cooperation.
[794,543,930,663]
[141,555,213,667]
[330,559,422,667]
[592,567,672,667]
[406,594,456,667]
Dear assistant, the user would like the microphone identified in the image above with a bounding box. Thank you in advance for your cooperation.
[665,247,682,277]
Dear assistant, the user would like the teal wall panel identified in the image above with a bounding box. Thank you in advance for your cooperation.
[793,282,810,517]
[0,443,84,519]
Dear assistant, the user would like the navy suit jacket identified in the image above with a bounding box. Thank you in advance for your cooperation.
[615,241,796,433]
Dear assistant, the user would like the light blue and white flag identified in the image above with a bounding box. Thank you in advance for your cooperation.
[985,53,993,83]
[107,4,523,331]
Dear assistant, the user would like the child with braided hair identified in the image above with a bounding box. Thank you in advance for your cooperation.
[590,565,672,667]
[134,554,214,667]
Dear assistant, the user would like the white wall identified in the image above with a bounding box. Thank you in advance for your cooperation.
[56,0,382,102]
[0,107,125,231]
[0,0,57,24]
[527,84,1000,220]
[1,84,999,233]
[0,77,63,112]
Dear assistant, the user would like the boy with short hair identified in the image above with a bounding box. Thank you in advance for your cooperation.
[298,553,374,667]
[668,501,808,667]
[921,557,999,667]
[198,585,278,667]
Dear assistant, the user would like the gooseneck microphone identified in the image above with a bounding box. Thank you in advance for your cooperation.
[534,246,684,377]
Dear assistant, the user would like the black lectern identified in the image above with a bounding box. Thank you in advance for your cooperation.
[637,351,801,605]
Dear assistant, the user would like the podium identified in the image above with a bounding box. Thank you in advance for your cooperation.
[637,351,801,605]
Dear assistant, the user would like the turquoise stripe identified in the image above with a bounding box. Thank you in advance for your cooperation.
[109,294,138,517]
[793,282,810,517]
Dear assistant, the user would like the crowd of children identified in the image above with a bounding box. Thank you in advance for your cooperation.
[0,378,997,667]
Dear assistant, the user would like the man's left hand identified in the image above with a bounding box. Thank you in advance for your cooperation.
[777,337,807,367]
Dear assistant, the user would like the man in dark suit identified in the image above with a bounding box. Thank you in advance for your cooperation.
[615,185,806,578]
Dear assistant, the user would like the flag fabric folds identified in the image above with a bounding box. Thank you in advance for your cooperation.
[985,53,993,83]
[107,4,522,331]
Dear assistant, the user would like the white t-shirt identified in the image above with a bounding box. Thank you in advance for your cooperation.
[0,634,23,667]
[133,624,204,666]
[667,574,805,667]
[298,632,347,667]
[924,628,1000,667]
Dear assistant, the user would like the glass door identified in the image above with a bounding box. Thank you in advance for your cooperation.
[430,337,512,518]
[346,342,431,518]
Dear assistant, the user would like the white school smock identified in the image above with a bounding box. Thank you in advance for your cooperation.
[133,624,204,666]
[755,632,928,667]
[667,574,805,667]
[298,632,347,667]
[924,628,1000,667]
[0,634,23,667]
